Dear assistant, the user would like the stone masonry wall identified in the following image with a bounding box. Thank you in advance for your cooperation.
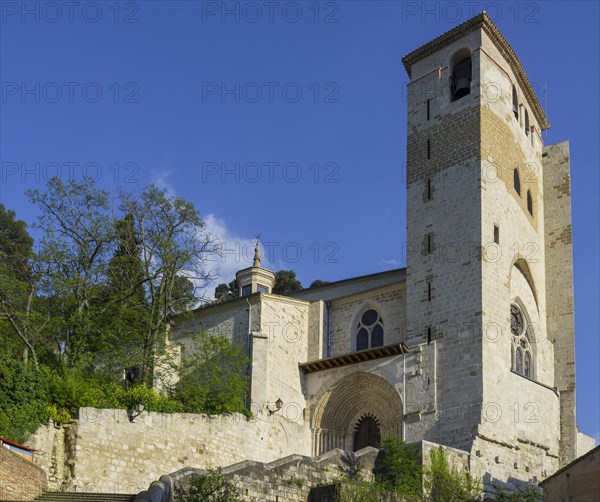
[477,29,560,490]
[0,446,47,501]
[172,441,470,502]
[543,141,577,466]
[173,447,380,502]
[405,29,484,454]
[28,407,311,494]
[328,284,406,356]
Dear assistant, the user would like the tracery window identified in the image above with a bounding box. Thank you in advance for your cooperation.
[511,304,534,378]
[356,309,384,351]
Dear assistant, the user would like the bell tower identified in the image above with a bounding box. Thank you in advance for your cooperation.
[402,13,572,485]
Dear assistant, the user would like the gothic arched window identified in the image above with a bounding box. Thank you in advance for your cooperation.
[356,309,384,350]
[514,168,521,196]
[511,304,534,379]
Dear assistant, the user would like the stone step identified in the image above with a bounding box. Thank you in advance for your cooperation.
[31,492,136,502]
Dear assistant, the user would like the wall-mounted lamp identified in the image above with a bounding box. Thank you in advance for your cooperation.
[268,398,284,415]
[128,402,144,423]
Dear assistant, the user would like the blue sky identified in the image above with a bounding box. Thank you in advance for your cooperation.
[1,2,598,440]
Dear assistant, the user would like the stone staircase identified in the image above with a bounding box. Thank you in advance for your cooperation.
[32,492,135,502]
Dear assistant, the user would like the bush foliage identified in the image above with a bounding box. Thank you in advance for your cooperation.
[182,468,241,502]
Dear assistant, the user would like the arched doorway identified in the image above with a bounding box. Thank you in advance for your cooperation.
[311,372,403,455]
[353,414,381,451]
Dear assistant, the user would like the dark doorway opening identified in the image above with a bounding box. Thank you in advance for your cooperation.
[353,416,381,451]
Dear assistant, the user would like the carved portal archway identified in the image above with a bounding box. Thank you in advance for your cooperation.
[311,372,403,455]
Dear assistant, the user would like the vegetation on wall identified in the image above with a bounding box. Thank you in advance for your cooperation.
[0,179,249,443]
[423,446,481,501]
[182,468,241,502]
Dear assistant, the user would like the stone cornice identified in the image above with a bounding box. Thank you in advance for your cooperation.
[261,293,311,308]
[402,12,549,130]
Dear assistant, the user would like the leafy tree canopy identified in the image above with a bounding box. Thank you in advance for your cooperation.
[272,269,302,294]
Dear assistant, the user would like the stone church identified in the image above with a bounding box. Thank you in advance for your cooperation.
[160,12,595,491]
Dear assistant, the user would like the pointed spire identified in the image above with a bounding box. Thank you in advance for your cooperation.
[253,237,261,268]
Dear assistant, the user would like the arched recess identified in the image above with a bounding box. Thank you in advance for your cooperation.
[311,372,403,455]
[449,47,472,101]
[509,257,539,313]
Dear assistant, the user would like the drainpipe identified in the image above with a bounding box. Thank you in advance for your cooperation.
[326,301,332,357]
[245,297,252,410]
[402,347,406,442]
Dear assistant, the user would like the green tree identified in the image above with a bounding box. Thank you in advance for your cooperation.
[309,279,330,288]
[272,269,302,294]
[0,204,47,370]
[171,274,196,314]
[99,212,150,377]
[26,177,116,366]
[214,279,238,303]
[183,468,241,502]
[118,185,219,382]
[170,331,249,415]
[0,203,33,282]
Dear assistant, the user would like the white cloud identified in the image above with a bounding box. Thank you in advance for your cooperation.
[381,258,400,268]
[150,169,175,197]
[202,214,275,298]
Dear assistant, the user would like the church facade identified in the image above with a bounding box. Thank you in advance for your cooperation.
[162,13,594,489]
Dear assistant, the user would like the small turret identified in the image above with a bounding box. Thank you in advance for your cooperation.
[236,239,276,297]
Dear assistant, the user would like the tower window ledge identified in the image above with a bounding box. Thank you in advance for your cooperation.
[509,370,559,397]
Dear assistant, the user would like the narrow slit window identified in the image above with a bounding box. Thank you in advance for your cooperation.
[494,225,499,244]
[527,190,533,216]
[525,109,530,136]
[427,139,431,159]
[427,178,432,200]
[427,327,432,345]
[514,168,521,196]
[512,85,519,121]
[427,282,432,301]
[427,99,431,120]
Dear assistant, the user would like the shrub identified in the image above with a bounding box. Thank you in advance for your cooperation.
[182,468,241,502]
[493,484,545,501]
[424,446,481,501]
[375,436,422,497]
[0,358,50,442]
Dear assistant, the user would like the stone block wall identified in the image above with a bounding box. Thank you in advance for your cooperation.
[541,446,599,502]
[173,448,380,502]
[0,446,47,501]
[405,28,484,455]
[253,295,310,416]
[28,407,311,493]
[543,141,577,467]
[328,284,406,356]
